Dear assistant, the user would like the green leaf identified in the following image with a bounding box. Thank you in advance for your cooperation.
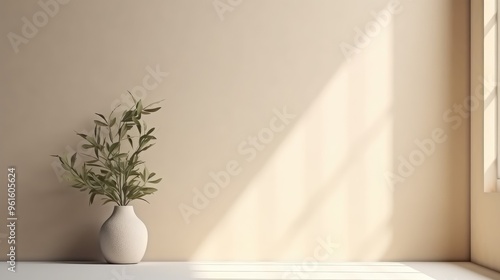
[127,91,137,103]
[134,119,142,134]
[144,99,164,109]
[144,107,161,113]
[148,172,156,180]
[139,144,154,153]
[141,187,158,194]
[87,136,98,146]
[101,198,115,205]
[148,178,162,184]
[130,170,141,176]
[137,100,143,113]
[58,157,69,170]
[109,142,120,154]
[96,126,101,143]
[109,117,116,127]
[137,198,150,204]
[70,153,77,167]
[140,169,145,182]
[127,135,133,148]
[138,136,153,145]
[89,192,96,205]
[82,144,94,149]
[123,110,133,122]
[113,153,128,159]
[94,120,107,127]
[109,103,121,118]
[108,126,114,141]
[146,128,155,135]
[76,133,87,139]
[95,113,108,124]
[104,180,116,188]
[125,123,134,131]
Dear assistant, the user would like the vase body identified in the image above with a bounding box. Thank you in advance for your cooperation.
[99,206,148,264]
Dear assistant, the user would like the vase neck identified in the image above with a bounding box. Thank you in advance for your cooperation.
[112,206,135,215]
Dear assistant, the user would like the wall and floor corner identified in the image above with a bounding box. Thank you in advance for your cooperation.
[471,0,500,272]
[0,0,470,262]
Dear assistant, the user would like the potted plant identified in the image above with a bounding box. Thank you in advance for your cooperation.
[52,94,162,264]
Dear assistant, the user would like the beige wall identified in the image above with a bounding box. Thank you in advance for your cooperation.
[0,0,470,261]
[471,0,500,272]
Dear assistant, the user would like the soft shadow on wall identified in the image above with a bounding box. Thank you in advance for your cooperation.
[383,0,470,261]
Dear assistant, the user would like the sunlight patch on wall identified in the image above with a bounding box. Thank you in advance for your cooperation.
[483,1,497,192]
[192,9,395,261]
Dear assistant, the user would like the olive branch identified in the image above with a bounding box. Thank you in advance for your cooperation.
[52,93,163,206]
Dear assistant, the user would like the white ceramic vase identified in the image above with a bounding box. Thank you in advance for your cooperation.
[99,206,148,264]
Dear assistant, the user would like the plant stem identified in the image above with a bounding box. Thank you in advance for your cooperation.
[121,171,126,206]
[117,163,123,206]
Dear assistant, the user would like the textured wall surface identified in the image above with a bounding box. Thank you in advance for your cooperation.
[0,0,469,261]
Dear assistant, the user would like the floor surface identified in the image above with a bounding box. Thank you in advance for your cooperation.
[1,262,500,280]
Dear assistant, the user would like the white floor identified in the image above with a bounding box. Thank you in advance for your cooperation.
[1,262,500,280]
